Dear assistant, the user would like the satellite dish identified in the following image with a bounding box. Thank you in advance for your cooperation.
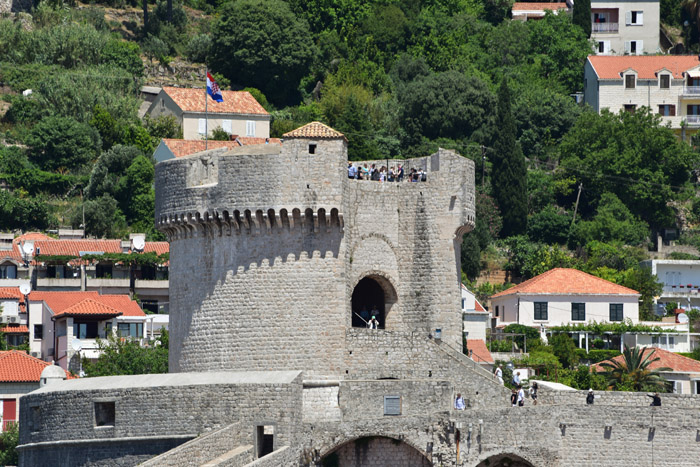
[19,283,31,295]
[132,236,145,251]
[71,339,82,352]
[678,313,690,324]
[22,242,34,256]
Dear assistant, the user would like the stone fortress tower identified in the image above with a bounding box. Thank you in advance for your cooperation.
[156,122,475,376]
[17,123,700,467]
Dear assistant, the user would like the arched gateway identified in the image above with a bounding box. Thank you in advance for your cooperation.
[322,436,431,467]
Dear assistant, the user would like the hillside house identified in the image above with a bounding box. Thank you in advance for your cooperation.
[640,259,700,311]
[590,0,660,55]
[511,2,570,21]
[583,55,700,134]
[146,87,270,140]
[462,284,490,342]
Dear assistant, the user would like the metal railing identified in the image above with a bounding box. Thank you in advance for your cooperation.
[592,22,618,33]
[686,115,700,125]
[682,86,700,96]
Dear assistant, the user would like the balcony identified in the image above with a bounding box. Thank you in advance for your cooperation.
[592,23,618,33]
[681,86,700,97]
[37,278,81,289]
[686,115,700,126]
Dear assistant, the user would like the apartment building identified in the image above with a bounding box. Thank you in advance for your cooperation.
[590,0,660,55]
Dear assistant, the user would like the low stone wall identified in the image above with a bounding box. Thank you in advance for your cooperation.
[537,386,700,409]
[140,423,246,467]
[201,445,254,467]
[240,446,296,467]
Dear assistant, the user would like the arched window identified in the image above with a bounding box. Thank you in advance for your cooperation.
[351,275,397,329]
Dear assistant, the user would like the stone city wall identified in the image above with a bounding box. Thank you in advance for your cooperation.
[239,446,297,467]
[536,386,700,409]
[18,373,303,467]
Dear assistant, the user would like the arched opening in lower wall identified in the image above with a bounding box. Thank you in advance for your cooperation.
[476,453,536,467]
[321,436,431,467]
[351,275,397,329]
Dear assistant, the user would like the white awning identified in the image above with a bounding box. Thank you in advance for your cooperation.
[686,69,700,78]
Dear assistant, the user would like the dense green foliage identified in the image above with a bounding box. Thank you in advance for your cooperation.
[598,345,671,391]
[82,330,169,376]
[0,422,18,466]
[572,0,591,38]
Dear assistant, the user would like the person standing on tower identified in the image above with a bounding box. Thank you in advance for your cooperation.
[368,315,379,329]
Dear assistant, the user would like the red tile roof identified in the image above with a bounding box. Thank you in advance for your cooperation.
[588,55,700,80]
[467,339,494,364]
[282,122,346,140]
[0,350,55,382]
[161,138,282,158]
[29,291,145,317]
[0,325,28,334]
[592,347,700,374]
[475,301,485,312]
[53,298,122,319]
[162,87,269,115]
[512,2,567,11]
[143,242,169,255]
[2,235,169,262]
[491,268,639,298]
[0,288,23,300]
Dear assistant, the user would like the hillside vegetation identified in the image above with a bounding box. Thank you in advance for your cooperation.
[2,1,700,313]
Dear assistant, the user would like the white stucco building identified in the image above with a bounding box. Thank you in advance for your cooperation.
[583,55,700,132]
[461,284,489,341]
[590,0,660,55]
[146,87,271,140]
[511,2,570,21]
[490,268,640,327]
[641,259,700,310]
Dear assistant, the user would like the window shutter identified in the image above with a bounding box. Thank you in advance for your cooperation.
[638,11,643,25]
[604,41,611,54]
[246,120,256,137]
[223,120,232,133]
[671,105,676,116]
[625,11,631,25]
[637,40,643,54]
[625,41,631,54]
[198,118,206,134]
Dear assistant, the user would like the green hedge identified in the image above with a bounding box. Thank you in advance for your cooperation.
[575,349,621,363]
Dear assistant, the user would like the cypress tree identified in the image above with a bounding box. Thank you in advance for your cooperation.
[573,0,592,38]
[491,77,527,238]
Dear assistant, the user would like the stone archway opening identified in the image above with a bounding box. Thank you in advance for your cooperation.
[322,436,430,467]
[351,276,396,329]
[476,453,536,467]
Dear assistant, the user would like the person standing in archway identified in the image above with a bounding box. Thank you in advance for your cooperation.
[368,316,379,329]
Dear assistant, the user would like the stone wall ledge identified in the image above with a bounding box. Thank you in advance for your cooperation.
[17,434,196,451]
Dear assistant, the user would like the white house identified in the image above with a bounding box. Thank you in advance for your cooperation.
[583,55,700,132]
[490,268,640,327]
[640,259,700,310]
[590,0,660,55]
[461,284,489,341]
[146,87,271,140]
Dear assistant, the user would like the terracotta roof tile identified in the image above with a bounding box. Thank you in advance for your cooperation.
[588,55,700,80]
[143,242,170,255]
[0,350,56,382]
[162,138,281,159]
[162,87,269,115]
[29,291,145,317]
[53,298,123,319]
[0,325,28,334]
[0,288,23,300]
[475,301,486,312]
[35,239,121,256]
[491,268,639,298]
[282,122,346,140]
[467,339,494,364]
[97,295,146,317]
[512,2,567,11]
[592,347,700,373]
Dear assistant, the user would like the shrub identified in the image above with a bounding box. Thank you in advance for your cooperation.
[185,34,212,63]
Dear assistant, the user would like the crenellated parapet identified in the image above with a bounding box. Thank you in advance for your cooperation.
[157,207,344,242]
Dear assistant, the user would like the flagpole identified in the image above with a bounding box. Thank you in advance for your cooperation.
[205,65,209,150]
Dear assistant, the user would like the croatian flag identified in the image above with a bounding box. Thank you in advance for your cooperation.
[206,72,224,102]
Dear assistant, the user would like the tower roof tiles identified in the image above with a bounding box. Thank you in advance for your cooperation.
[282,122,346,140]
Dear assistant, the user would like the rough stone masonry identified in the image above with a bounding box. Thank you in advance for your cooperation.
[17,122,700,466]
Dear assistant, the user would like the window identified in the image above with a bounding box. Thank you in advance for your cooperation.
[571,303,586,321]
[96,263,112,279]
[593,12,609,23]
[624,104,636,114]
[255,425,274,458]
[383,395,402,415]
[105,321,112,335]
[658,105,676,116]
[222,120,232,134]
[495,305,499,318]
[609,304,624,321]
[34,324,43,340]
[625,40,643,55]
[534,302,548,321]
[597,41,611,54]
[94,401,115,427]
[74,322,98,339]
[625,74,636,89]
[309,144,317,154]
[117,323,143,339]
[627,10,643,25]
[0,264,16,279]
[246,120,256,137]
[660,74,670,89]
[7,334,26,347]
[29,405,40,432]
[141,300,159,314]
[688,104,700,116]
[198,118,206,135]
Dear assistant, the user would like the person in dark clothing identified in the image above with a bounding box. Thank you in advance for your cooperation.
[648,393,661,406]
[586,389,595,405]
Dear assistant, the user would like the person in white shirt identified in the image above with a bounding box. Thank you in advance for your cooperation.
[454,393,466,410]
[494,365,503,385]
[517,386,525,407]
[512,371,521,386]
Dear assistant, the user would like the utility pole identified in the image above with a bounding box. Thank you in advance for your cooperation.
[480,145,486,189]
[570,182,583,230]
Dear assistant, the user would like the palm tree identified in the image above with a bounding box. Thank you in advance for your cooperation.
[598,346,671,391]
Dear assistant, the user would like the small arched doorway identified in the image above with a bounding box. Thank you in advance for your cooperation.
[351,275,396,329]
[476,453,536,467]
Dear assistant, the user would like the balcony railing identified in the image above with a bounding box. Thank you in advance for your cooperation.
[592,22,618,33]
[681,86,700,96]
[686,115,700,126]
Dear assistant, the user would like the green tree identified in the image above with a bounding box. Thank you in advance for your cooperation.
[124,155,155,225]
[102,40,143,76]
[481,0,513,25]
[210,0,318,104]
[26,116,101,172]
[82,330,168,376]
[87,145,144,200]
[491,77,526,237]
[618,267,663,321]
[0,192,55,230]
[0,422,18,466]
[572,0,592,37]
[79,194,125,238]
[599,345,671,391]
[461,189,502,280]
[550,333,580,369]
[527,205,571,244]
[569,192,650,247]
